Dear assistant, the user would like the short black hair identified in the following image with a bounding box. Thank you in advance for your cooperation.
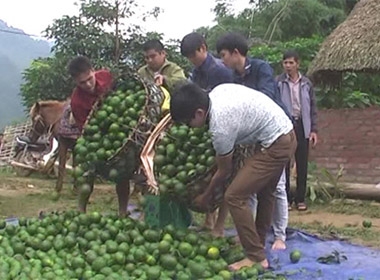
[142,39,164,52]
[180,32,208,57]
[68,56,93,78]
[216,32,248,55]
[170,81,210,123]
[283,50,300,62]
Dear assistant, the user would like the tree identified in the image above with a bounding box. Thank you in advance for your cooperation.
[21,55,73,108]
[195,1,255,51]
[255,0,347,42]
[195,0,353,52]
[248,36,324,74]
[20,0,162,108]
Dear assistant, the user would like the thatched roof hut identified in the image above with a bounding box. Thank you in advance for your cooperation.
[307,0,380,83]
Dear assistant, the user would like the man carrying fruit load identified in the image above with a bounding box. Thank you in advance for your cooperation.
[170,82,297,270]
[67,56,135,217]
[138,39,186,114]
[138,39,186,91]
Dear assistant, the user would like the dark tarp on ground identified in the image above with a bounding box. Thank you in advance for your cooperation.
[226,227,380,280]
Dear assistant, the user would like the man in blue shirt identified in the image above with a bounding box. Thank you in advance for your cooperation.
[216,32,290,118]
[180,32,233,91]
[215,32,291,250]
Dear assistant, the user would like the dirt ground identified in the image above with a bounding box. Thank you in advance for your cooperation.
[0,169,121,218]
[1,169,380,248]
[290,211,380,229]
[289,207,380,248]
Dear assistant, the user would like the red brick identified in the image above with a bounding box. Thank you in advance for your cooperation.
[310,157,330,163]
[349,159,371,165]
[360,169,379,176]
[348,170,379,180]
[333,157,348,163]
[340,174,357,182]
[349,120,364,126]
[306,107,380,184]
[323,163,339,169]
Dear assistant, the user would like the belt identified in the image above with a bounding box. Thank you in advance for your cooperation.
[254,131,293,153]
[292,117,302,124]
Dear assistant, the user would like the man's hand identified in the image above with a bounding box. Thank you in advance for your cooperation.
[310,132,318,147]
[192,152,233,211]
[154,74,165,86]
[193,193,212,212]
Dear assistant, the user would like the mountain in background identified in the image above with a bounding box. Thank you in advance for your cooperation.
[0,19,51,130]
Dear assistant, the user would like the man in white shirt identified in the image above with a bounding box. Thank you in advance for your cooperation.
[170,82,297,270]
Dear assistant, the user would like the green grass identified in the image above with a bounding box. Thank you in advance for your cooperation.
[289,220,380,247]
[0,166,13,175]
[309,199,380,219]
[290,199,380,247]
[0,170,120,218]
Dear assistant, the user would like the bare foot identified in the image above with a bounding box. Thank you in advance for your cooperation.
[211,228,224,237]
[203,212,217,230]
[271,239,286,250]
[228,258,269,271]
[118,211,130,218]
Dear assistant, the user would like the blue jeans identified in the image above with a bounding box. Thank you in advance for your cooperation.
[250,168,287,241]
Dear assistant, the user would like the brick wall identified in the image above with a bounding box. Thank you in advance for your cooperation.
[309,106,380,184]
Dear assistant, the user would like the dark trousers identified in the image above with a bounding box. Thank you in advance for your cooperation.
[286,119,309,204]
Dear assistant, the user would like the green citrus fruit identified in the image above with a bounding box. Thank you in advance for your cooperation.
[290,249,302,263]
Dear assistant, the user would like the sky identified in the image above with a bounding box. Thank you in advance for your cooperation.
[0,0,250,41]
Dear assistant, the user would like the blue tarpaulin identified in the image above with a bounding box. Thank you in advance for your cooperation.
[227,228,380,280]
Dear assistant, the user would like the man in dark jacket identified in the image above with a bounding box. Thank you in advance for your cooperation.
[180,32,233,92]
[216,32,290,118]
[278,50,318,211]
